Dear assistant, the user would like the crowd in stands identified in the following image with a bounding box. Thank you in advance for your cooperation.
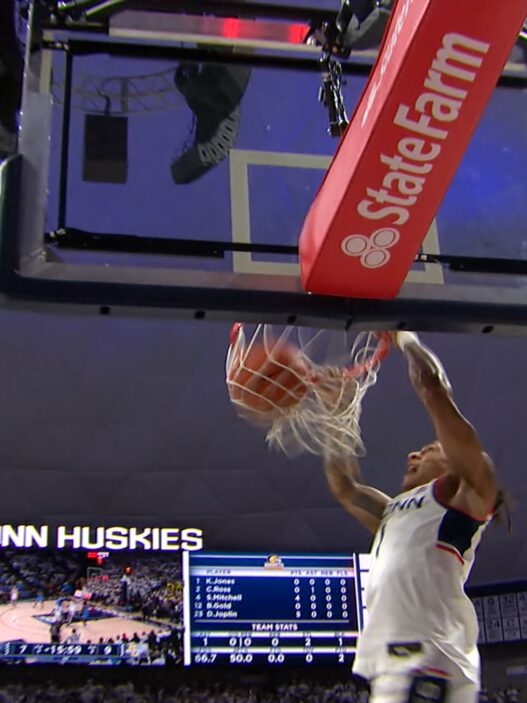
[0,678,521,703]
[0,550,82,602]
[0,549,86,602]
[0,677,368,703]
[480,687,521,703]
[85,555,183,624]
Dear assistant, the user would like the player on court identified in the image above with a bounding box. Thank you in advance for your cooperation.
[9,585,18,608]
[323,331,500,703]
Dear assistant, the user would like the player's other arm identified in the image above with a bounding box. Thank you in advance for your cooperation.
[395,332,497,512]
[323,455,389,534]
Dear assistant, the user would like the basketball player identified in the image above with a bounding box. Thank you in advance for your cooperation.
[9,585,18,608]
[50,619,61,644]
[66,628,80,645]
[80,600,90,627]
[323,331,500,703]
[32,589,45,609]
[67,599,77,625]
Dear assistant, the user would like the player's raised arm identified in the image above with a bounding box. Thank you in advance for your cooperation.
[323,454,389,534]
[392,331,497,512]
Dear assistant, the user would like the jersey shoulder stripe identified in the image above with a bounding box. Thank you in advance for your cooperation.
[432,478,486,561]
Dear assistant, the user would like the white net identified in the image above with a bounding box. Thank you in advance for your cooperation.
[226,324,388,458]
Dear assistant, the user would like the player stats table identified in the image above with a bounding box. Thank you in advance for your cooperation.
[184,553,364,666]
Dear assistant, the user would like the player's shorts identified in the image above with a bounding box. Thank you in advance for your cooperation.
[355,641,479,703]
[369,671,478,703]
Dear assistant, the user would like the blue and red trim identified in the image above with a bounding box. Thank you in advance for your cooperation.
[419,666,450,679]
[433,480,486,564]
[435,541,464,565]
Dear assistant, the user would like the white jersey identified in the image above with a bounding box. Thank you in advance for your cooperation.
[353,478,490,684]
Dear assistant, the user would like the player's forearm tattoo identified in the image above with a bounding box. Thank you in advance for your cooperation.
[353,490,385,518]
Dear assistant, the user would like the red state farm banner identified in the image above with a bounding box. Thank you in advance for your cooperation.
[299,0,527,299]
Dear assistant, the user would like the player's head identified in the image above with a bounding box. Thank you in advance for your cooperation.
[401,440,448,490]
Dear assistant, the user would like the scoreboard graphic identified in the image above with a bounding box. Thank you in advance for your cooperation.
[183,553,365,666]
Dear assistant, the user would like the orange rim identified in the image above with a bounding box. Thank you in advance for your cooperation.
[228,325,391,384]
[341,331,390,379]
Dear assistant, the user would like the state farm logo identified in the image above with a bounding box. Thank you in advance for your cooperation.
[340,227,400,268]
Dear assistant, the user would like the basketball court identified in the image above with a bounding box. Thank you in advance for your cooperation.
[0,600,169,645]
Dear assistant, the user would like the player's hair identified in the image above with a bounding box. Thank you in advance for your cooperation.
[493,487,512,533]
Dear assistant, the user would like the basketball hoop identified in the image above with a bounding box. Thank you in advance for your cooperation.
[226,324,390,457]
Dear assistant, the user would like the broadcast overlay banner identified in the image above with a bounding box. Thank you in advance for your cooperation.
[0,524,203,551]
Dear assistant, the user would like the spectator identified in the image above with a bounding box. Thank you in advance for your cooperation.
[66,627,81,644]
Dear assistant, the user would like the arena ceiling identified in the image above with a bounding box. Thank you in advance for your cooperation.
[0,309,525,585]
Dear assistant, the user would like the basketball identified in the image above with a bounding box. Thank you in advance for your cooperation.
[228,342,310,415]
